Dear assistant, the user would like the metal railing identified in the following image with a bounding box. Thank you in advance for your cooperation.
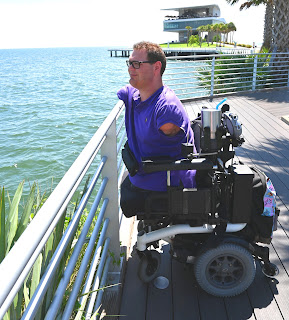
[164,52,289,100]
[0,101,126,320]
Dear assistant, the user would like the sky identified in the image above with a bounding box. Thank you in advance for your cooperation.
[0,0,266,49]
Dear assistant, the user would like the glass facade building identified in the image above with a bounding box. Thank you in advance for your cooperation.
[163,5,226,42]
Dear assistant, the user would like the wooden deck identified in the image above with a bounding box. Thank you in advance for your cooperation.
[118,89,289,320]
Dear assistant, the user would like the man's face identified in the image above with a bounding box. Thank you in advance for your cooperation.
[128,49,156,90]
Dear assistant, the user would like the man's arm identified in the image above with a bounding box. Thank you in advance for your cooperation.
[159,123,182,136]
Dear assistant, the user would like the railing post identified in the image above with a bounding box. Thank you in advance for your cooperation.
[210,56,215,97]
[101,119,120,269]
[252,55,258,91]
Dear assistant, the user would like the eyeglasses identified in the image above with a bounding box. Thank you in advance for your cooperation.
[126,60,156,69]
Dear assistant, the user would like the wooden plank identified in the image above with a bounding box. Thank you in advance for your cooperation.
[183,101,198,120]
[224,293,255,320]
[197,290,228,319]
[247,263,283,320]
[275,200,289,233]
[230,97,289,158]
[237,96,289,134]
[146,243,173,320]
[119,222,147,320]
[172,260,200,320]
[242,90,289,120]
[265,239,289,318]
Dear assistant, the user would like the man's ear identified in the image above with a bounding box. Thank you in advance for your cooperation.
[154,61,162,74]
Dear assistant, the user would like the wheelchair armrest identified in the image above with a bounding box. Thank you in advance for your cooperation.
[142,158,214,173]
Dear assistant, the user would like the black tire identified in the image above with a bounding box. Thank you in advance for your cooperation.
[194,243,256,297]
[138,251,161,283]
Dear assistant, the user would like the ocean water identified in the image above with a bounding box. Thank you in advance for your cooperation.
[0,47,128,194]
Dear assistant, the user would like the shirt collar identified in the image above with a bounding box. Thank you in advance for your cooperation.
[132,86,164,106]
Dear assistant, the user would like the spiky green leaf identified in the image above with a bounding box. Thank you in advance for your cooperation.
[14,182,36,243]
[30,253,43,298]
[6,181,24,254]
[0,187,6,263]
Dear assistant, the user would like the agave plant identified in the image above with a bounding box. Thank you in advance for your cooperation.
[0,181,67,320]
[0,181,37,263]
[1,177,93,319]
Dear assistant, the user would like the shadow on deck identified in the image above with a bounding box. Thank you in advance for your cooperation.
[118,89,289,320]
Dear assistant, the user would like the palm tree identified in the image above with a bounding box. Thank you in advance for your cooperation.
[262,1,273,49]
[226,0,289,51]
[197,25,207,47]
[219,23,228,46]
[227,22,237,43]
[213,23,224,46]
[206,24,213,46]
[272,0,289,52]
[185,26,193,47]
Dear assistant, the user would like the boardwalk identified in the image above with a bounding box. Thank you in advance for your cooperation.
[118,89,289,320]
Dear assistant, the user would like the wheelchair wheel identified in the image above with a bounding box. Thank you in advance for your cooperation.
[138,250,161,283]
[194,243,256,297]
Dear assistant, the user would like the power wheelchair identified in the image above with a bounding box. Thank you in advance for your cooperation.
[134,104,279,297]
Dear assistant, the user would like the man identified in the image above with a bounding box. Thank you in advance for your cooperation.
[118,41,196,217]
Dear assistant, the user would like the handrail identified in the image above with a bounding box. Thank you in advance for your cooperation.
[0,101,125,319]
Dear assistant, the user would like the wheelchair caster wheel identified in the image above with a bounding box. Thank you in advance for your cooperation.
[194,243,256,297]
[138,250,161,283]
[137,220,145,232]
[261,262,279,278]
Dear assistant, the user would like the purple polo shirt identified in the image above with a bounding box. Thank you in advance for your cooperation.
[117,84,196,191]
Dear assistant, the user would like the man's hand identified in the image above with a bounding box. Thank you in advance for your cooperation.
[159,123,181,136]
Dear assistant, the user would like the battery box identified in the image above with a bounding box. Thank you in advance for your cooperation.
[230,165,254,223]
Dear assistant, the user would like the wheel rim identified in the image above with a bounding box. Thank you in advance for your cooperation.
[206,254,245,289]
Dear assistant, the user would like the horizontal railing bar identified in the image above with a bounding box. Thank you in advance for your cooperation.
[118,163,126,190]
[214,84,252,91]
[62,199,109,320]
[77,218,110,319]
[116,115,125,137]
[214,81,252,88]
[256,81,288,87]
[167,64,210,70]
[257,78,288,83]
[85,238,111,319]
[256,70,289,75]
[213,76,253,82]
[117,131,126,155]
[91,255,112,320]
[176,89,209,97]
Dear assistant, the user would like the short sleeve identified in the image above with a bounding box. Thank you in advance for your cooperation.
[156,103,185,130]
[117,86,129,104]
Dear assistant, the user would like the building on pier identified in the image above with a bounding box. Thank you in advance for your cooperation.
[162,4,226,43]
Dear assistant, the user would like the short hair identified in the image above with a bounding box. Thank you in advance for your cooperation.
[133,41,166,76]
